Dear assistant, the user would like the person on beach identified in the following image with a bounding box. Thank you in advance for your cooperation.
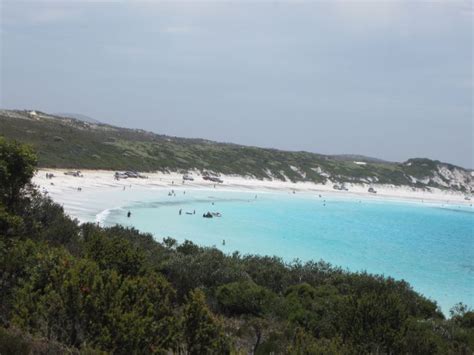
[127,211,131,218]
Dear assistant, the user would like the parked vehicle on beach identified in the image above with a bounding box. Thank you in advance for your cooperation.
[125,171,139,178]
[115,172,128,179]
[183,174,194,181]
[368,187,377,194]
[333,184,348,191]
[203,175,223,183]
[64,171,83,177]
[115,171,147,179]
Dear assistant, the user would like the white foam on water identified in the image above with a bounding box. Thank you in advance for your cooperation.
[95,207,123,226]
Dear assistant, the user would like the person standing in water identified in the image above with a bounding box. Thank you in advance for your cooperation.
[179,209,182,215]
[127,211,131,218]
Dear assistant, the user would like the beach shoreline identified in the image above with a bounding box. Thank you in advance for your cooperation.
[33,168,472,223]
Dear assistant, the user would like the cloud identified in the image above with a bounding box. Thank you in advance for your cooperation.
[29,8,78,24]
[2,3,83,26]
[162,26,195,34]
[103,44,153,57]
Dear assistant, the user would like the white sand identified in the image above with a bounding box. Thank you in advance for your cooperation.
[33,169,472,223]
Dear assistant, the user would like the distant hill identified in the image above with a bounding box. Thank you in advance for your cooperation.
[0,109,472,192]
[330,154,392,164]
[55,112,101,124]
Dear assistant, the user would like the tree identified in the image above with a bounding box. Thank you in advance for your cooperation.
[216,280,276,316]
[11,244,178,353]
[0,137,37,210]
[82,227,146,277]
[101,272,179,353]
[183,289,230,354]
[284,283,341,339]
[287,328,349,355]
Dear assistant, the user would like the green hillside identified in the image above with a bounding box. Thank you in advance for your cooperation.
[1,109,471,191]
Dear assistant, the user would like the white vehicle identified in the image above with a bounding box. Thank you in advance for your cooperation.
[183,174,194,181]
[114,172,129,179]
[64,171,83,177]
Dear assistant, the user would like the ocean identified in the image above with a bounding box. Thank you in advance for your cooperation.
[95,188,473,314]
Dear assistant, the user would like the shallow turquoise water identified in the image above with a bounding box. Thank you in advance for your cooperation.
[103,188,473,314]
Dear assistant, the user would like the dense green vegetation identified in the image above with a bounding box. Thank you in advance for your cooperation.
[1,138,474,353]
[1,110,471,191]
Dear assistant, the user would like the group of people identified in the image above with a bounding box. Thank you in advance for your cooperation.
[168,189,188,197]
[127,187,224,221]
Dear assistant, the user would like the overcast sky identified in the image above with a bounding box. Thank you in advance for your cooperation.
[1,1,472,167]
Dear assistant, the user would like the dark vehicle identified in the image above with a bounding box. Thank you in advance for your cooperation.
[203,175,223,183]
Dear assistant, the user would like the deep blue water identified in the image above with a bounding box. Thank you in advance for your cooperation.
[103,189,474,314]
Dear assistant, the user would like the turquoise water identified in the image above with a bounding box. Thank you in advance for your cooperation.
[103,188,473,314]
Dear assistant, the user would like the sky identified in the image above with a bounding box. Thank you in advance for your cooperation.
[1,1,472,168]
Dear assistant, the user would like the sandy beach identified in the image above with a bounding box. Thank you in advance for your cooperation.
[33,169,472,223]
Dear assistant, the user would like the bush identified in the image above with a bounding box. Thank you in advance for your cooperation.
[217,280,277,316]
